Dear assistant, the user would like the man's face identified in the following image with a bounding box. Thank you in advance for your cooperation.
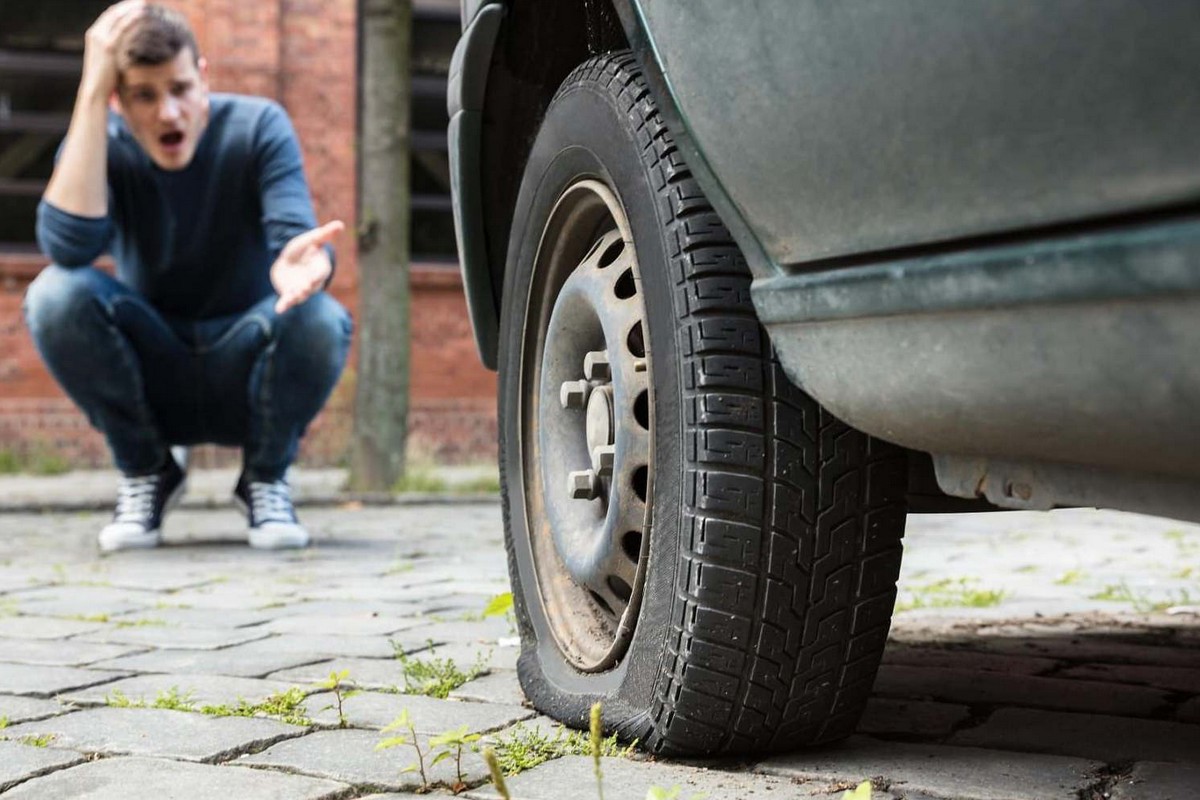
[115,48,210,171]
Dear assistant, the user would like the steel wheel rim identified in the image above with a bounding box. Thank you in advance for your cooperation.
[521,179,653,672]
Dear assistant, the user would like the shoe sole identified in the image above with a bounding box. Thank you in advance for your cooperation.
[97,476,188,553]
[234,491,309,549]
[248,529,310,550]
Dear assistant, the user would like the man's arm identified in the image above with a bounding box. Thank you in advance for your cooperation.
[255,101,342,313]
[43,0,144,217]
[38,1,145,265]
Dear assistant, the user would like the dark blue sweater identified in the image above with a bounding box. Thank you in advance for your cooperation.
[36,94,327,319]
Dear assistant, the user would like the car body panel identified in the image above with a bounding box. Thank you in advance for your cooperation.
[449,0,1200,519]
[632,0,1200,271]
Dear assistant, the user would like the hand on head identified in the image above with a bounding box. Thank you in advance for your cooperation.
[82,0,148,99]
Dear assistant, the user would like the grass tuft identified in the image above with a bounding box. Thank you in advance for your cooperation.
[895,577,1006,612]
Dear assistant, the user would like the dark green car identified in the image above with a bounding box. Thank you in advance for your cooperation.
[448,0,1200,756]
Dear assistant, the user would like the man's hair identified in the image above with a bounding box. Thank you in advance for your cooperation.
[118,5,199,71]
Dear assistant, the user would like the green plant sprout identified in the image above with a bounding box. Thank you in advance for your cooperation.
[840,781,872,800]
[482,747,513,800]
[377,709,431,791]
[429,724,482,794]
[316,669,359,727]
[591,702,605,800]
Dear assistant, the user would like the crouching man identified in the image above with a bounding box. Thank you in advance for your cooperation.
[24,1,352,551]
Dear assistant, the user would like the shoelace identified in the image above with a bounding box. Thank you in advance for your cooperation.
[249,480,295,524]
[113,474,162,523]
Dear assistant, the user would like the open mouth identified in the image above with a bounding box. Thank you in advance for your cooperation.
[159,131,185,148]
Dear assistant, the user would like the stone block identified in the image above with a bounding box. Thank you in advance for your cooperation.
[2,706,305,761]
[873,664,1169,717]
[0,740,85,793]
[242,727,489,792]
[465,755,850,800]
[307,690,532,733]
[0,756,349,799]
[758,736,1100,800]
[0,664,129,697]
[1112,761,1200,800]
[950,708,1200,763]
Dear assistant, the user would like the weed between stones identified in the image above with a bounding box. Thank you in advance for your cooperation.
[105,686,312,726]
[392,643,489,699]
[894,577,1007,612]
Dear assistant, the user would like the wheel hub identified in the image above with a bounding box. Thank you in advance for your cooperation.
[524,180,654,671]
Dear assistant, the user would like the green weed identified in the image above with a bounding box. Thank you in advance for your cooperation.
[1053,570,1086,586]
[895,578,1006,612]
[0,446,70,476]
[17,733,55,748]
[1089,581,1196,612]
[482,748,512,800]
[393,645,488,699]
[486,720,634,776]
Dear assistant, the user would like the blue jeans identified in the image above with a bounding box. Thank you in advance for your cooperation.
[23,265,352,481]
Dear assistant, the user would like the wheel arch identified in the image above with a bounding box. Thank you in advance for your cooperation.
[452,0,631,370]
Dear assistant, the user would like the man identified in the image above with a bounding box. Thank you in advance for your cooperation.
[23,1,352,551]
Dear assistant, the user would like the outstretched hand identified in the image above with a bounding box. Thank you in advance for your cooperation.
[270,220,344,314]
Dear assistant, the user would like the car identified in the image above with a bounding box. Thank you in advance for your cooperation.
[446,0,1200,757]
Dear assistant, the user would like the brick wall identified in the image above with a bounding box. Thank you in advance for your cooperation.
[0,0,499,469]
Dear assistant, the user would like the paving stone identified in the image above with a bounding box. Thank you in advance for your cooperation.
[0,756,350,799]
[950,708,1200,763]
[0,616,105,639]
[758,736,1100,800]
[465,755,850,800]
[74,624,272,650]
[0,695,65,724]
[158,587,297,611]
[0,664,129,697]
[451,671,527,706]
[857,698,971,738]
[0,740,86,793]
[243,632,410,659]
[11,586,164,618]
[1056,662,1200,694]
[1112,761,1200,800]
[253,599,426,619]
[260,613,422,636]
[873,664,1170,717]
[242,727,489,792]
[113,606,278,628]
[0,636,144,666]
[424,642,519,672]
[967,637,1200,669]
[269,657,410,689]
[882,644,1059,675]
[1177,696,1200,724]
[406,618,515,646]
[89,638,329,678]
[307,690,533,733]
[3,706,305,761]
[61,673,308,710]
[419,594,497,616]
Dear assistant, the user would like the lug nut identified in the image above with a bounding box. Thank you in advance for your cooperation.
[583,351,611,382]
[592,444,616,476]
[560,379,590,409]
[568,470,599,500]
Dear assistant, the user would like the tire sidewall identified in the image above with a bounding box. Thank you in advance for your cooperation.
[498,76,683,728]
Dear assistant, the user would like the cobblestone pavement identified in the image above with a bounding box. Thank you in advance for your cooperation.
[0,484,1197,799]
